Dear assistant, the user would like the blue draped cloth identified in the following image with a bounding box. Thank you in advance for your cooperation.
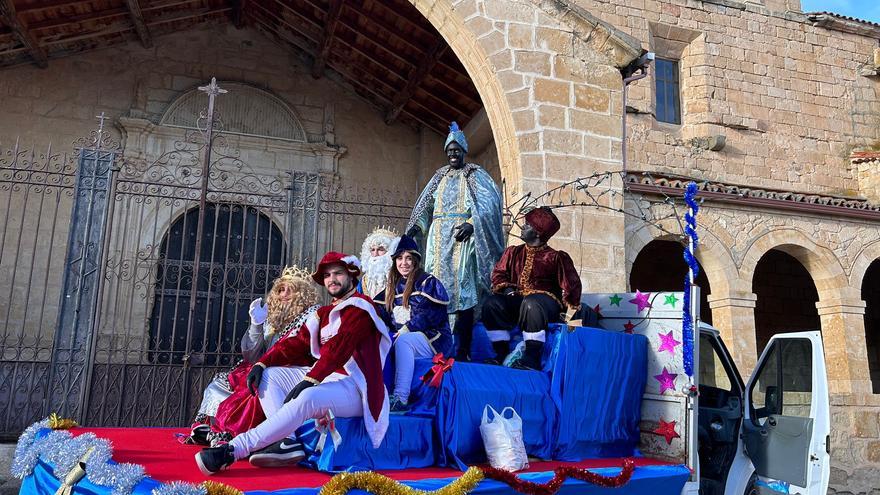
[297,415,437,472]
[549,324,648,460]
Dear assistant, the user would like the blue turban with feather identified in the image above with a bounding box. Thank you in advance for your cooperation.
[444,121,468,153]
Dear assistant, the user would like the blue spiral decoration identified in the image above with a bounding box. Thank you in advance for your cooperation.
[682,182,699,377]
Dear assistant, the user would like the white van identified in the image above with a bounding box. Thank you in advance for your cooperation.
[582,291,830,495]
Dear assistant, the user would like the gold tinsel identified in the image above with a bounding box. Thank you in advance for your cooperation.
[48,413,78,430]
[201,480,244,495]
[318,467,484,495]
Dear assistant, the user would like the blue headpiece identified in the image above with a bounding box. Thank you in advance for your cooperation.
[392,235,421,260]
[444,121,468,154]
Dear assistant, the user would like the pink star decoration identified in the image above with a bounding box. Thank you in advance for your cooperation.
[654,367,677,394]
[654,418,680,444]
[657,331,681,354]
[623,321,635,334]
[629,290,652,313]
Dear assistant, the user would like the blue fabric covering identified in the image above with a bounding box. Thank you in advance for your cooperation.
[549,324,648,460]
[438,324,646,468]
[297,414,437,472]
[436,361,557,469]
[20,457,689,495]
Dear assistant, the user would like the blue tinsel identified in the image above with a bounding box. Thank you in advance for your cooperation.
[681,182,699,377]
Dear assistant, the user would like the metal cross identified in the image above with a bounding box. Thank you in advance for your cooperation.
[198,77,228,98]
[95,112,106,149]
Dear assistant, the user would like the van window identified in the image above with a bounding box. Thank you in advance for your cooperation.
[699,333,733,392]
[749,338,813,424]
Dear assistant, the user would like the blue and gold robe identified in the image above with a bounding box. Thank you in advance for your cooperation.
[407,164,505,313]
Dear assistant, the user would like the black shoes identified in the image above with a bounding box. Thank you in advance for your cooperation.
[248,439,306,468]
[189,424,211,446]
[195,444,235,475]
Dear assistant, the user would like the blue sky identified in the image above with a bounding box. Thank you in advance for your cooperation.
[801,0,880,23]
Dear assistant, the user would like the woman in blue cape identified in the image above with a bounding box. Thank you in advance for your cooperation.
[374,235,453,412]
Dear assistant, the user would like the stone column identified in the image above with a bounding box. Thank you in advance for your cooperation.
[816,289,871,395]
[707,290,758,376]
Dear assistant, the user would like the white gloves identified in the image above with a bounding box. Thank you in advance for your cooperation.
[249,298,269,326]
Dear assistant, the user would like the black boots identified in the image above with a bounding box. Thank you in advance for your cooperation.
[491,340,510,364]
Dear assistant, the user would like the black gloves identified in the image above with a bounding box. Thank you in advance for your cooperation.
[247,365,264,396]
[454,222,474,242]
[284,380,316,404]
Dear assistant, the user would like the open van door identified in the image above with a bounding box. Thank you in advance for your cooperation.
[740,332,830,495]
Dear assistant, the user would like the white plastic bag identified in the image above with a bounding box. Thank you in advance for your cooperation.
[479,405,529,472]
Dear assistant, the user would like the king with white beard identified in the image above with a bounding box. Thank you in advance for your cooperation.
[359,227,400,298]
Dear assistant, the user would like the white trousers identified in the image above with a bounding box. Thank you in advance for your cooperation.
[231,368,362,460]
[393,332,434,403]
[256,365,310,418]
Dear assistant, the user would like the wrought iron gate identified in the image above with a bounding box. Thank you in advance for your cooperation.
[0,80,413,436]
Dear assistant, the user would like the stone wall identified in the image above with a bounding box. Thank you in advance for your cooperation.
[0,23,427,190]
[574,0,880,197]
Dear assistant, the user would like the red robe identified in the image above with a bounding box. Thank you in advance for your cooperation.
[491,244,582,310]
[257,291,392,448]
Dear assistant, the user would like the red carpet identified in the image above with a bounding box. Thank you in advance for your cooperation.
[75,427,674,492]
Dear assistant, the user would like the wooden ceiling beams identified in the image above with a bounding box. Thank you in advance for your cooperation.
[124,0,152,48]
[0,0,47,67]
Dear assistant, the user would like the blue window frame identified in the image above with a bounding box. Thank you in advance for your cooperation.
[655,58,681,125]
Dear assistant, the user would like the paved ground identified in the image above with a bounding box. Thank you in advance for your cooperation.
[0,443,21,495]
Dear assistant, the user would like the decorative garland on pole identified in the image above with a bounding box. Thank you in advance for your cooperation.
[681,182,699,377]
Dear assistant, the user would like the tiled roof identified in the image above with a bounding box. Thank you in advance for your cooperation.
[625,172,880,220]
[805,11,880,29]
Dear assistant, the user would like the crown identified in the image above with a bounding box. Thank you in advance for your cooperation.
[279,265,312,281]
[370,225,399,238]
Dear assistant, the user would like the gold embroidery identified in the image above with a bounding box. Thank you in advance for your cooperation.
[451,172,467,305]
[520,245,538,291]
[519,245,564,308]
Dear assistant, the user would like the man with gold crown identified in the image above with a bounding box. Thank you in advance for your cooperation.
[187,266,320,446]
[406,122,505,361]
[359,226,400,298]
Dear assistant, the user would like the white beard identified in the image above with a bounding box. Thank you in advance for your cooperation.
[361,254,392,298]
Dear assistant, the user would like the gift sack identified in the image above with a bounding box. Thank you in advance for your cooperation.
[479,405,529,472]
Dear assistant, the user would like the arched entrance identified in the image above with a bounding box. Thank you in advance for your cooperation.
[752,249,820,355]
[149,204,285,366]
[629,239,712,324]
[861,259,880,394]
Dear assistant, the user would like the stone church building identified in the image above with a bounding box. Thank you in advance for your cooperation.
[0,0,879,492]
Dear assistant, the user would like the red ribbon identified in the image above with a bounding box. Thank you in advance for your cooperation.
[420,353,454,388]
[481,458,636,495]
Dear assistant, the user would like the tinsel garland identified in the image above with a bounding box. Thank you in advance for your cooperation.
[319,467,484,495]
[49,413,78,430]
[152,481,206,495]
[681,181,699,377]
[12,418,146,495]
[480,458,635,495]
[202,480,244,495]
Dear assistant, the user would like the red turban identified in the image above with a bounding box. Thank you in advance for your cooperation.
[524,207,560,242]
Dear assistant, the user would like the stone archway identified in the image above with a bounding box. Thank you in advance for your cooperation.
[409,0,644,291]
[740,229,868,394]
[629,238,713,324]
